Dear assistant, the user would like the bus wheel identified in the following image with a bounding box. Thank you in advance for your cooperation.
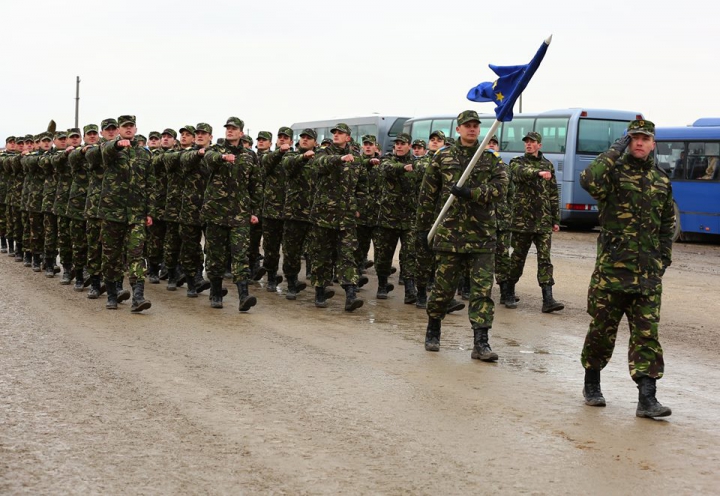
[672,201,683,242]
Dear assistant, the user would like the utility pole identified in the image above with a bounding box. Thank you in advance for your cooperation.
[519,93,523,114]
[74,76,80,128]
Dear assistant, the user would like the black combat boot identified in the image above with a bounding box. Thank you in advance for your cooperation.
[471,327,498,362]
[541,285,564,313]
[252,265,267,282]
[583,369,606,407]
[60,263,73,284]
[32,253,42,272]
[195,263,211,294]
[403,277,417,304]
[130,280,152,313]
[105,281,118,310]
[176,267,186,288]
[167,266,178,291]
[210,277,223,309]
[286,274,306,300]
[23,251,32,267]
[424,317,441,352]
[376,275,394,300]
[186,276,198,298]
[117,278,131,303]
[343,284,363,312]
[87,275,102,299]
[236,280,257,312]
[357,269,369,288]
[415,286,428,309]
[14,242,23,261]
[461,276,470,301]
[364,259,374,270]
[314,285,328,308]
[635,377,672,418]
[147,262,160,284]
[505,282,518,309]
[499,282,508,305]
[158,263,169,280]
[266,271,280,292]
[73,269,84,292]
[446,299,465,314]
[7,238,14,256]
[1,236,7,253]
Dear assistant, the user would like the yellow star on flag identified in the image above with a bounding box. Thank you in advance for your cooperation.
[495,91,505,102]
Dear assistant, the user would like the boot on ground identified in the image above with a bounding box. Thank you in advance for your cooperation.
[583,368,606,407]
[471,327,498,362]
[130,280,152,313]
[541,285,564,313]
[343,284,363,312]
[32,253,42,272]
[505,282,518,309]
[73,269,85,292]
[314,285,328,308]
[636,376,672,418]
[403,277,417,304]
[424,317,441,352]
[147,262,160,284]
[446,299,465,314]
[105,280,118,309]
[209,277,224,308]
[237,280,257,312]
[60,264,73,284]
[415,285,428,309]
[117,278,131,303]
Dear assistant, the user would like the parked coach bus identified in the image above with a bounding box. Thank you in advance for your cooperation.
[655,119,720,240]
[291,115,410,155]
[403,108,643,227]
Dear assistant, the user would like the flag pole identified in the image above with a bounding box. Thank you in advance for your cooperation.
[427,118,502,243]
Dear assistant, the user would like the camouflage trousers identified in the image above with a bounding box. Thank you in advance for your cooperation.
[0,203,5,236]
[179,223,204,280]
[495,229,512,284]
[427,252,495,328]
[204,223,249,283]
[70,218,87,272]
[163,221,181,270]
[145,218,166,265]
[101,220,146,282]
[354,224,374,269]
[282,219,311,277]
[508,231,554,286]
[43,212,58,258]
[86,218,103,276]
[27,212,44,255]
[373,227,416,278]
[22,210,30,248]
[249,219,262,270]
[414,232,435,288]
[10,206,23,242]
[581,289,664,380]
[308,225,358,287]
[261,217,284,273]
[57,216,72,265]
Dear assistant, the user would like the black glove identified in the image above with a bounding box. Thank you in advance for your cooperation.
[450,184,472,200]
[417,231,430,251]
[610,135,631,154]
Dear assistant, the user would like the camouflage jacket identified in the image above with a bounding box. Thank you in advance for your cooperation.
[260,147,288,220]
[201,142,261,228]
[282,148,315,223]
[416,142,508,253]
[151,147,170,220]
[495,155,513,231]
[310,143,366,230]
[0,152,9,204]
[66,146,90,221]
[84,139,106,219]
[7,153,24,208]
[21,151,44,213]
[99,138,156,224]
[508,152,559,233]
[179,146,210,226]
[162,148,188,222]
[42,149,63,213]
[377,152,417,230]
[53,147,74,217]
[580,149,674,295]
[357,153,381,227]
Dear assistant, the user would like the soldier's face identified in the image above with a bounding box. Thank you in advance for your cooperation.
[24,141,33,152]
[225,125,241,142]
[487,140,499,152]
[277,134,293,146]
[524,139,541,155]
[69,135,82,146]
[103,126,118,140]
[456,121,480,144]
[195,131,211,147]
[331,130,350,146]
[428,136,445,151]
[412,145,426,156]
[394,141,411,156]
[179,130,195,146]
[119,123,136,139]
[299,135,316,150]
[40,139,52,151]
[629,133,655,161]
[256,138,271,151]
[148,136,160,148]
[6,142,15,152]
[84,131,99,145]
[362,142,375,156]
[54,137,67,149]
[161,134,174,148]
[242,141,251,149]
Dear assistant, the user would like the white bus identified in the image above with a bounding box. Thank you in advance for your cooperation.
[291,115,410,154]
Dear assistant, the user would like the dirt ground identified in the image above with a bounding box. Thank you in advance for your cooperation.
[1,231,719,495]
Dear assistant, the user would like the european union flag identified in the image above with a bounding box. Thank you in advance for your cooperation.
[466,37,551,122]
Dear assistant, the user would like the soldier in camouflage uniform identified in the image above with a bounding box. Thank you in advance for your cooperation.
[201,116,260,312]
[136,135,147,148]
[41,132,68,274]
[0,137,15,253]
[487,134,514,305]
[54,128,82,283]
[280,128,318,300]
[84,118,119,299]
[21,134,49,272]
[259,127,293,292]
[354,135,381,285]
[145,129,174,283]
[374,132,417,304]
[162,128,186,291]
[147,131,161,151]
[416,110,508,361]
[412,139,427,159]
[249,130,272,281]
[99,115,154,313]
[66,124,98,291]
[7,136,31,262]
[579,119,673,419]
[505,131,564,313]
[308,123,365,312]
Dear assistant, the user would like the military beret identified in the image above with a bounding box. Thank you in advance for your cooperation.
[224,116,244,130]
[256,131,272,141]
[429,130,446,141]
[179,124,196,135]
[83,124,99,135]
[457,110,481,126]
[394,132,412,144]
[196,123,213,134]
[118,115,136,127]
[522,131,542,143]
[330,123,352,135]
[67,127,81,138]
[148,131,161,139]
[277,126,293,138]
[627,119,655,137]
[162,128,177,139]
[299,128,317,140]
[412,139,427,148]
[101,118,118,131]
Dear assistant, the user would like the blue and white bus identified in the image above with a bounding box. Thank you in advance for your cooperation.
[403,108,643,227]
[291,115,410,155]
[655,119,720,240]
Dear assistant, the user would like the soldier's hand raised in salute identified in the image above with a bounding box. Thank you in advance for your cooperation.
[117,139,132,148]
[341,154,355,163]
[222,154,235,163]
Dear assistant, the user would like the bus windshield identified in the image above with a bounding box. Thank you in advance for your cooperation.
[577,119,629,154]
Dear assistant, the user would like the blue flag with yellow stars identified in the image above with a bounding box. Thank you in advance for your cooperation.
[466,37,551,122]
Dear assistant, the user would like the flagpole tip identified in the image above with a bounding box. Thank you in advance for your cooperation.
[545,34,553,45]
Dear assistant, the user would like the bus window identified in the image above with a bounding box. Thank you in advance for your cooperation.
[535,117,568,153]
[577,119,628,154]
[431,119,453,139]
[656,141,685,177]
[387,118,407,138]
[358,124,378,141]
[501,118,534,152]
[411,120,432,142]
[687,142,720,180]
[315,127,329,143]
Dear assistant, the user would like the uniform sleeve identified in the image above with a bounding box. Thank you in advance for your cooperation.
[283,152,304,178]
[470,155,508,204]
[247,155,263,215]
[549,165,560,225]
[314,149,341,175]
[144,152,158,219]
[415,154,442,231]
[354,161,368,215]
[579,149,622,201]
[659,181,675,270]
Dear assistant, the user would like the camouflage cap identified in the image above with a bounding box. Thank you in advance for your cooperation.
[457,110,481,126]
[54,131,68,139]
[299,128,317,140]
[83,124,99,135]
[40,132,52,141]
[522,131,542,143]
[445,137,456,146]
[394,132,412,144]
[196,123,213,134]
[24,134,34,142]
[101,118,118,130]
[179,124,196,135]
[361,134,377,144]
[256,131,272,141]
[136,134,147,143]
[488,134,499,143]
[216,138,226,145]
[321,138,332,145]
[330,123,351,135]
[148,131,161,139]
[224,116,244,130]
[240,135,253,144]
[277,126,293,138]
[34,134,41,142]
[162,128,177,139]
[429,130,446,140]
[412,139,427,148]
[67,127,81,138]
[5,136,15,143]
[627,119,655,137]
[118,115,136,127]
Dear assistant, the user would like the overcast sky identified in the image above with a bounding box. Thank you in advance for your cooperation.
[1,0,716,141]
